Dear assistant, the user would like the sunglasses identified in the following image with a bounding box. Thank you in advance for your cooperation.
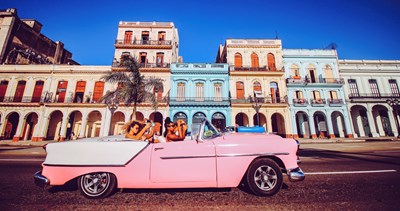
[168,124,176,128]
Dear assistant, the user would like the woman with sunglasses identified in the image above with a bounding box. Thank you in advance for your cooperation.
[165,119,188,142]
[125,120,155,141]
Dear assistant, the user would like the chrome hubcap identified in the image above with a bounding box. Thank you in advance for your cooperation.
[82,173,110,196]
[254,165,277,191]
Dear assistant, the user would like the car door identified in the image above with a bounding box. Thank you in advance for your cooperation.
[150,140,216,184]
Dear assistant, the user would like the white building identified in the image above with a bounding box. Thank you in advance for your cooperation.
[340,60,400,137]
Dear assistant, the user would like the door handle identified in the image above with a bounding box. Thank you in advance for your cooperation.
[154,147,164,151]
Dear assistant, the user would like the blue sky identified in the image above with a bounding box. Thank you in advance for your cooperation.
[1,0,399,65]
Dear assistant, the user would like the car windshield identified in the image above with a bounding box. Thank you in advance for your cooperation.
[202,120,220,139]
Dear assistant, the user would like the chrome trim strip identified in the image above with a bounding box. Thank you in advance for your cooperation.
[160,152,289,160]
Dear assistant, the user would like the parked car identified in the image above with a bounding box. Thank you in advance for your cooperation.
[34,118,304,199]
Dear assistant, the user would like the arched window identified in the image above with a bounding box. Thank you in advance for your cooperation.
[291,64,300,78]
[270,82,280,103]
[267,53,276,71]
[251,53,259,69]
[308,64,316,83]
[253,81,262,92]
[234,53,242,69]
[236,81,245,99]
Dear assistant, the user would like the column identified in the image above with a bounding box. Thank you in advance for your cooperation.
[366,105,379,137]
[291,111,298,139]
[59,114,69,141]
[386,106,398,137]
[308,112,317,139]
[32,107,46,141]
[102,108,112,136]
[0,113,7,139]
[79,116,88,139]
[343,110,354,138]
[12,115,25,142]
[326,111,335,138]
[266,112,273,134]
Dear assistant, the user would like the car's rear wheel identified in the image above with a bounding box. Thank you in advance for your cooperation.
[246,158,283,196]
[78,172,116,199]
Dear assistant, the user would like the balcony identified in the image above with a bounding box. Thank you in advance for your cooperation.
[349,93,400,103]
[0,96,43,103]
[230,65,284,72]
[310,98,326,106]
[169,97,230,106]
[114,39,172,49]
[328,99,344,106]
[231,97,287,104]
[112,62,170,71]
[292,98,308,107]
[286,77,345,85]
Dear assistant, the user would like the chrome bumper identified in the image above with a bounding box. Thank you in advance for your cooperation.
[288,167,305,182]
[34,171,49,188]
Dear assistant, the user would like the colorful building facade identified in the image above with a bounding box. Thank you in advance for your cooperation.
[283,49,353,139]
[170,63,231,131]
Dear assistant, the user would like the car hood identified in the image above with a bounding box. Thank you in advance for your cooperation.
[43,135,149,166]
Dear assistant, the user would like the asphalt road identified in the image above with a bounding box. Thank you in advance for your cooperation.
[0,141,399,210]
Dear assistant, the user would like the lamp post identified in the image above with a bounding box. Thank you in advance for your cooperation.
[252,92,262,126]
[386,98,400,138]
[107,98,119,136]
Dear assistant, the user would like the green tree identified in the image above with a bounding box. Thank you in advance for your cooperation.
[100,55,164,121]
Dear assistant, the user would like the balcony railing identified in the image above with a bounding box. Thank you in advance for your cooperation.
[0,96,42,103]
[112,62,170,68]
[230,65,284,72]
[231,97,287,104]
[328,99,344,105]
[293,98,308,106]
[310,98,327,106]
[115,39,172,46]
[170,97,230,103]
[349,93,400,99]
[286,77,345,84]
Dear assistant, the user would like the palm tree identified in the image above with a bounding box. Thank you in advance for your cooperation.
[100,55,164,121]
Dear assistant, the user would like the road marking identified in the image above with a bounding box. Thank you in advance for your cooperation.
[0,158,44,162]
[305,169,397,175]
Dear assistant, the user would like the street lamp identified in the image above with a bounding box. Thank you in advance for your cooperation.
[252,92,262,126]
[107,98,119,136]
[386,98,400,138]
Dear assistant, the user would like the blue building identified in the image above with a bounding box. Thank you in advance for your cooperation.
[283,49,353,139]
[170,63,231,131]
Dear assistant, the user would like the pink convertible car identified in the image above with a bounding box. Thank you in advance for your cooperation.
[34,119,304,199]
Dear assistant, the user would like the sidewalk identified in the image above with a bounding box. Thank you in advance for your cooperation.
[0,139,58,147]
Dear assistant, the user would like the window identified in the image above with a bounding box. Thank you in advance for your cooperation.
[291,64,300,78]
[348,79,359,97]
[312,90,321,99]
[177,82,185,101]
[389,79,399,97]
[308,64,316,83]
[251,53,259,69]
[234,53,242,69]
[253,81,262,92]
[329,91,338,99]
[56,81,68,103]
[74,81,86,103]
[295,90,304,99]
[124,31,132,44]
[270,82,280,103]
[324,65,333,83]
[236,81,245,99]
[158,31,166,44]
[93,81,105,103]
[156,52,164,66]
[0,80,9,102]
[369,79,380,97]
[154,85,163,101]
[142,31,149,44]
[214,83,222,101]
[267,53,276,71]
[139,52,147,65]
[32,81,44,102]
[14,80,26,102]
[195,82,204,101]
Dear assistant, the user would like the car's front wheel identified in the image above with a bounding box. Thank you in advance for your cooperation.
[78,172,116,199]
[246,158,283,196]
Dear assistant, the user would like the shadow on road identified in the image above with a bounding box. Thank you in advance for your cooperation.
[299,148,400,166]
